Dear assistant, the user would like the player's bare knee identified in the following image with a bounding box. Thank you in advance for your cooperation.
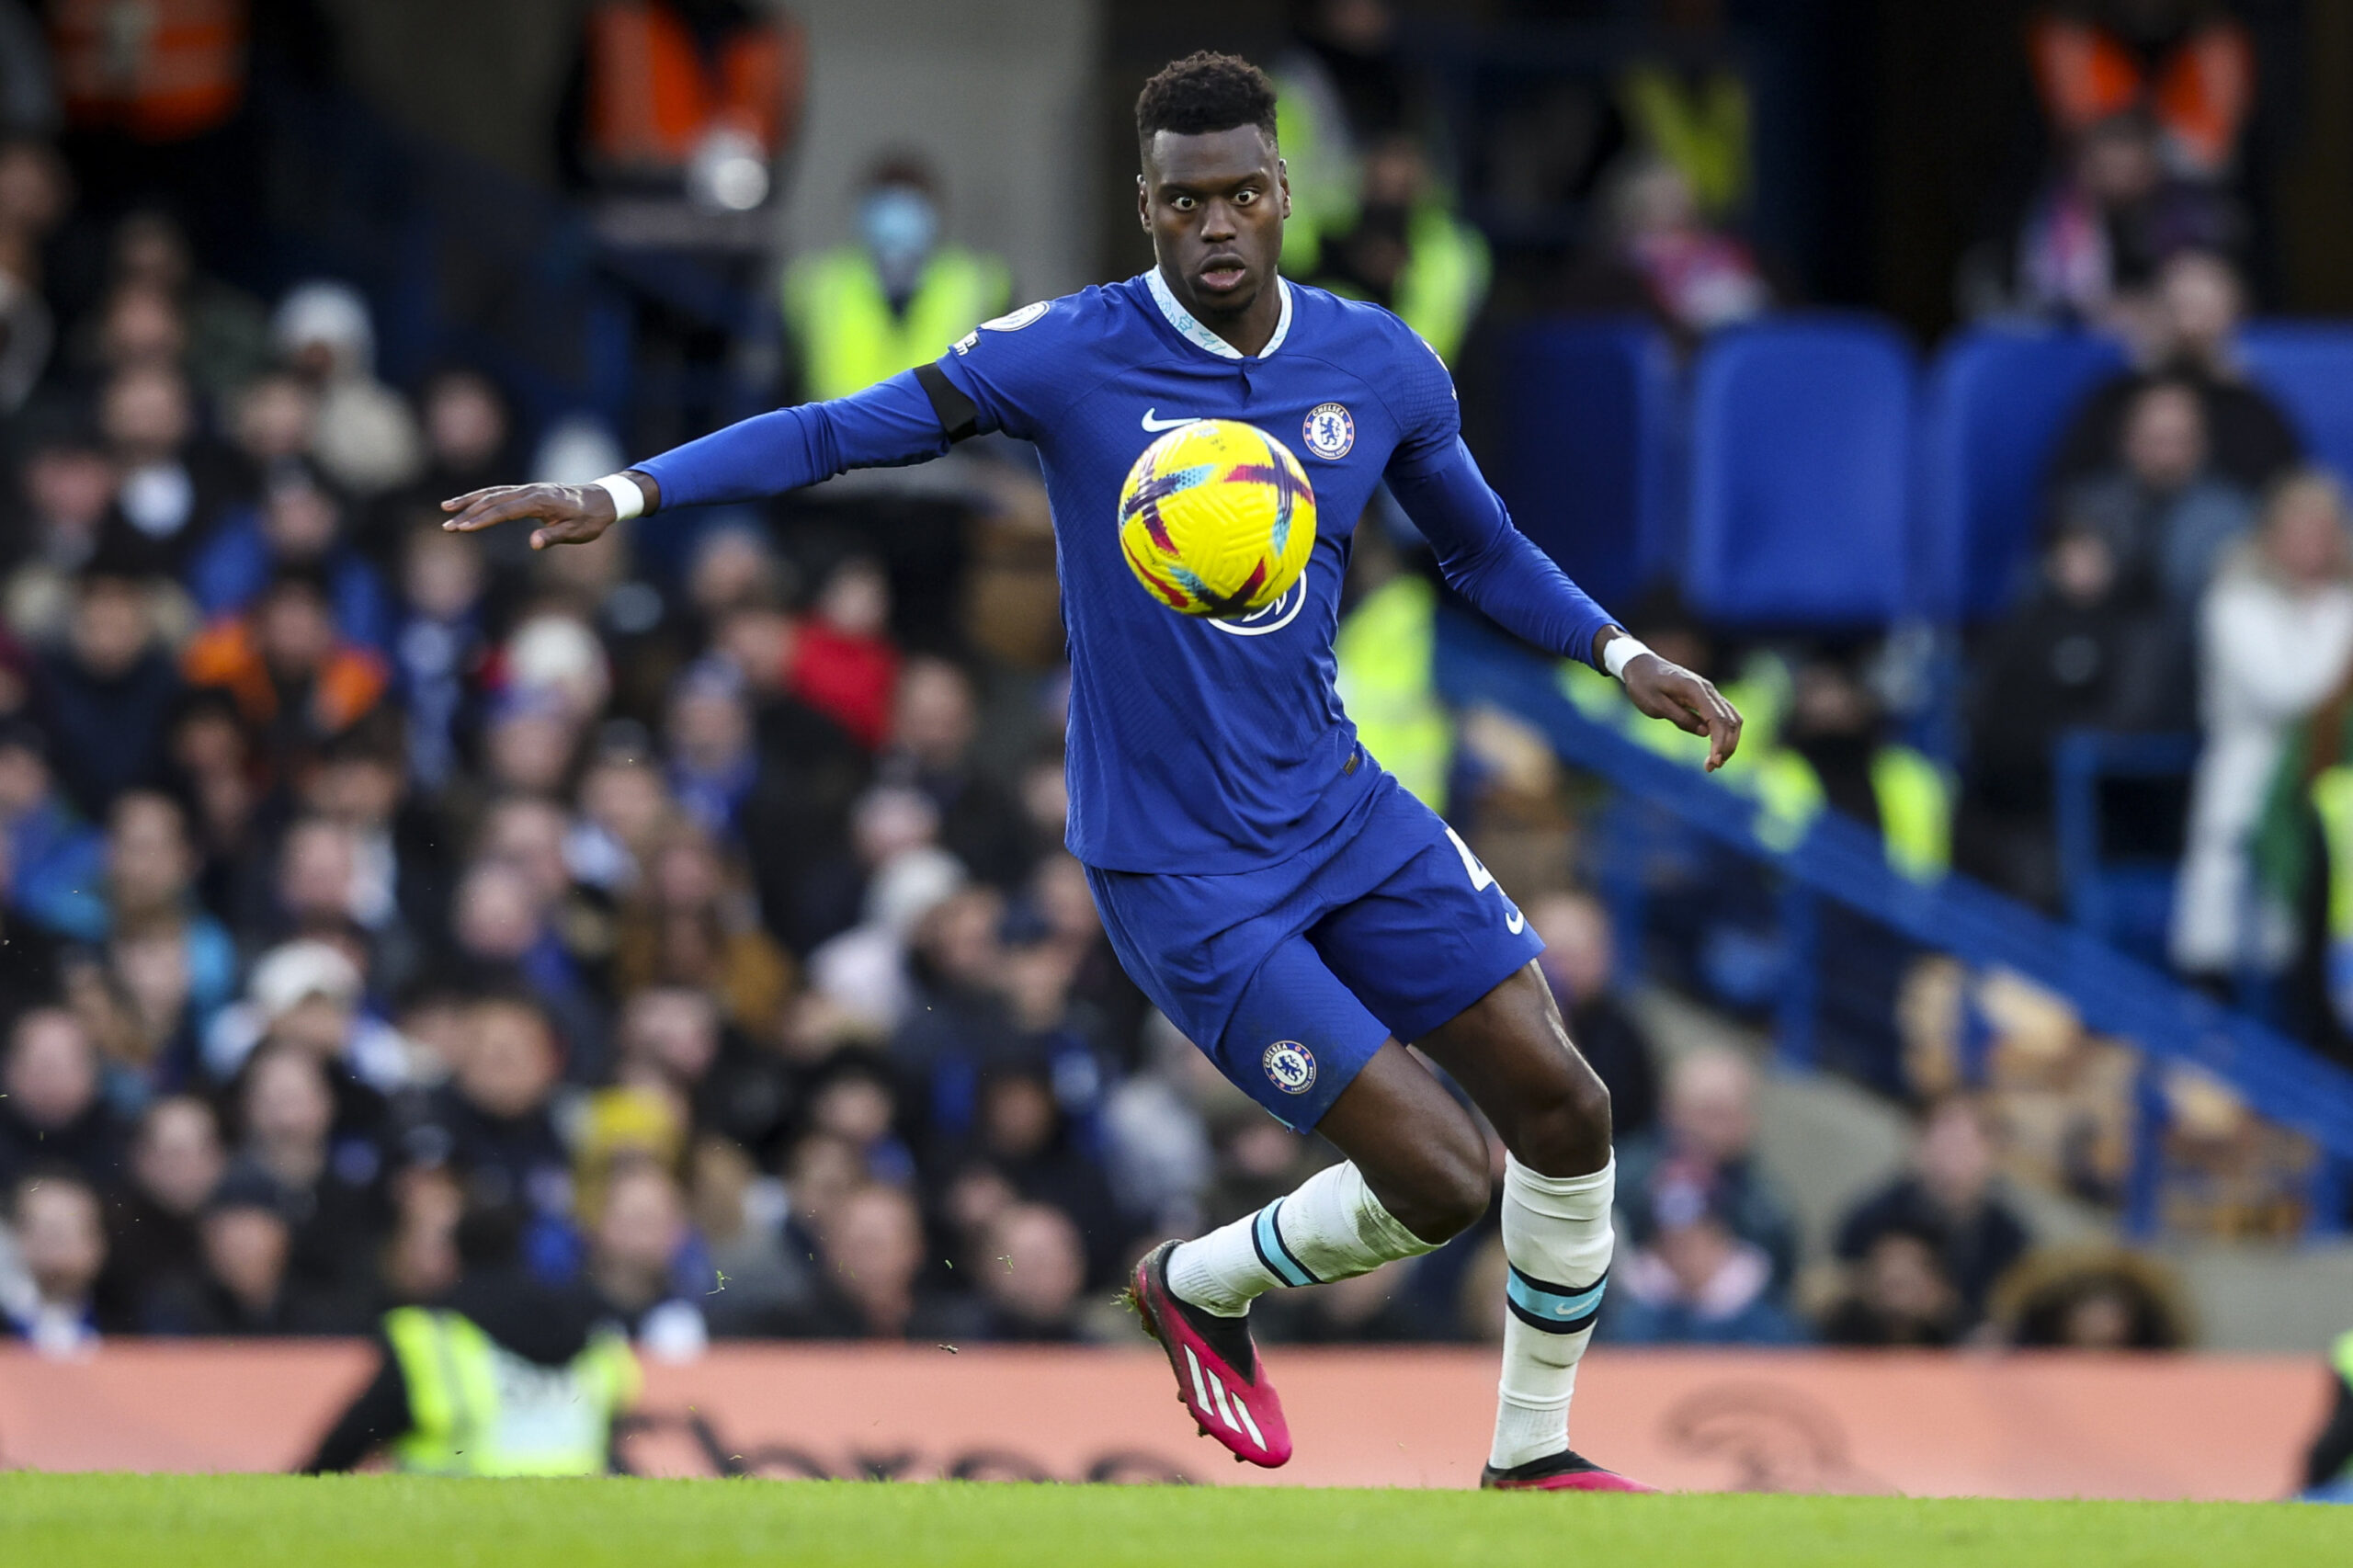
[1408,1122,1493,1244]
[1565,1066,1612,1143]
[1518,1068,1611,1177]
[1364,1112,1489,1244]
[1392,1173,1488,1247]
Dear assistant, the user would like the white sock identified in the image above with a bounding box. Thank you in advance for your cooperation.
[1167,1159,1439,1316]
[1489,1153,1615,1471]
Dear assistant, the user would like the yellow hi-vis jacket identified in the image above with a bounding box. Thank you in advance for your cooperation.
[1335,574,1452,812]
[781,245,1011,403]
[382,1306,640,1477]
[1313,205,1492,368]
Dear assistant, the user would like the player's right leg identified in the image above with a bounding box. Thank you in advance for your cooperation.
[1130,1040,1488,1467]
[1121,927,1491,1468]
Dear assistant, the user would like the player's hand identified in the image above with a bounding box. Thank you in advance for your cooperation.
[1621,653,1744,772]
[440,481,629,551]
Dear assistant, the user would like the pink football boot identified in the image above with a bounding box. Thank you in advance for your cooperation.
[1481,1450,1660,1493]
[1130,1240,1292,1468]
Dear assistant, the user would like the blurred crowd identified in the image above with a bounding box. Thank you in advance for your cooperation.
[0,86,1183,1352]
[0,0,2321,1361]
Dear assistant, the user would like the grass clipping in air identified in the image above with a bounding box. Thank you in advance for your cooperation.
[4,1472,2343,1567]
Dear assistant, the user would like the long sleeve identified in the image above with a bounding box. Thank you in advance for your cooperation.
[1386,436,1618,668]
[632,370,961,511]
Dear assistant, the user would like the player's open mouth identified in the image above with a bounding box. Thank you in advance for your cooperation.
[1198,256,1249,291]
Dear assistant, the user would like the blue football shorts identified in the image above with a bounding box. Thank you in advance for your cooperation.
[1086,759,1545,1131]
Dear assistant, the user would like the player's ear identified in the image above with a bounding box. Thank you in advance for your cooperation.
[1277,157,1292,219]
[1136,173,1151,232]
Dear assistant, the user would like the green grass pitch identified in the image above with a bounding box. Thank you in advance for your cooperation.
[4,1473,2347,1567]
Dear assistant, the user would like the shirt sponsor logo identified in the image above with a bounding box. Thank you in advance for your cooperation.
[1263,1040,1317,1095]
[1207,581,1307,637]
[1302,403,1354,460]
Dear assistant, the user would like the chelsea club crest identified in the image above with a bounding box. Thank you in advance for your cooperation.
[1263,1040,1317,1095]
[1302,403,1354,460]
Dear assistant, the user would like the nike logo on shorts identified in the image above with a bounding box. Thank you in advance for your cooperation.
[1141,409,1199,432]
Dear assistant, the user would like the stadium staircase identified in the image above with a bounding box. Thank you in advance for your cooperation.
[1433,611,2353,1239]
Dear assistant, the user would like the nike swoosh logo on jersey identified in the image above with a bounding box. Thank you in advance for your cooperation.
[1140,409,1200,432]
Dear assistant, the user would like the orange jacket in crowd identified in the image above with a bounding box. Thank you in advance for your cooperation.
[2029,9,2254,176]
[583,0,806,176]
[50,0,249,142]
[183,618,389,738]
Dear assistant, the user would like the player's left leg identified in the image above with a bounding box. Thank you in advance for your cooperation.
[1302,795,1650,1491]
[1415,962,1654,1492]
[1127,933,1487,1469]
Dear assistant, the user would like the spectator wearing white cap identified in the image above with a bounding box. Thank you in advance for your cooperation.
[201,937,415,1092]
[272,280,423,499]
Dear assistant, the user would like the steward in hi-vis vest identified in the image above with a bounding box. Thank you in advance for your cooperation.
[781,156,1011,403]
[301,1207,639,1476]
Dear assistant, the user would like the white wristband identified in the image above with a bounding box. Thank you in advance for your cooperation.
[1602,634,1653,681]
[593,472,646,523]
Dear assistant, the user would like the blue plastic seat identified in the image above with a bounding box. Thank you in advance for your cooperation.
[2236,321,2353,488]
[1488,317,1677,608]
[1918,326,2126,620]
[1685,316,1917,626]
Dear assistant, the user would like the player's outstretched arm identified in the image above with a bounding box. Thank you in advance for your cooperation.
[439,369,971,547]
[1598,628,1744,772]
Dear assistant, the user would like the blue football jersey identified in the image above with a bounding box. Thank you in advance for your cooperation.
[933,271,1463,874]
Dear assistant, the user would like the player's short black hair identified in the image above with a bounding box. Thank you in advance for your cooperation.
[1134,51,1279,154]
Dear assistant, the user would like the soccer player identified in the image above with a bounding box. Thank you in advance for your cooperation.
[443,51,1741,1492]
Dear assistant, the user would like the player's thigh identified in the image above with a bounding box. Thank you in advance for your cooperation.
[1415,961,1612,1177]
[1313,1037,1493,1244]
[1214,930,1397,1132]
[1308,803,1543,1049]
[1309,803,1607,1173]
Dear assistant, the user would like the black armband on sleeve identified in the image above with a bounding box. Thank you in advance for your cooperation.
[915,361,982,444]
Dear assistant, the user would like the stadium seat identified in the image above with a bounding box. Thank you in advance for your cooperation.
[1489,317,1677,608]
[1918,325,2126,620]
[2237,321,2353,488]
[1684,315,1917,627]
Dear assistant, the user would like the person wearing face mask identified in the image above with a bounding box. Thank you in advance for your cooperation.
[779,156,1011,403]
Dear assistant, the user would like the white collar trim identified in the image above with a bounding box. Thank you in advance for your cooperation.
[1145,267,1291,360]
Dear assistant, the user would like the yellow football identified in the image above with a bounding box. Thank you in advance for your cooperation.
[1116,418,1318,618]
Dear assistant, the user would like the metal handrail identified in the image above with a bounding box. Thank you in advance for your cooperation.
[1434,614,2353,1183]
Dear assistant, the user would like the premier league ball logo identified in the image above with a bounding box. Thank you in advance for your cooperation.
[1262,1040,1317,1095]
[1302,403,1354,460]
